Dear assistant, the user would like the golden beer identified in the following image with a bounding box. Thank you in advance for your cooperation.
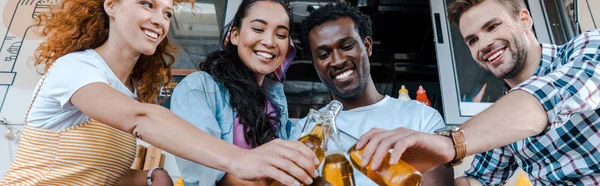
[322,152,356,186]
[272,102,343,186]
[270,123,329,186]
[347,145,421,186]
[298,124,330,163]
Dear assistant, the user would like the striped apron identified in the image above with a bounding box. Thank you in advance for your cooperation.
[1,65,136,185]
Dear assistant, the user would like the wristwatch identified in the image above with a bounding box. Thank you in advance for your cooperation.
[434,126,466,167]
[146,167,165,186]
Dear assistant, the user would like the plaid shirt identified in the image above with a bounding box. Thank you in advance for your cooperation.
[465,29,600,186]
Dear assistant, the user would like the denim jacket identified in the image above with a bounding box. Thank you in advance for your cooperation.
[170,71,294,186]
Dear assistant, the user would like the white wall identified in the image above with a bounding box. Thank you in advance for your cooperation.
[0,0,45,178]
[225,0,242,25]
[579,0,599,31]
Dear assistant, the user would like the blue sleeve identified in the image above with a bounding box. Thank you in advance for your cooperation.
[170,72,227,185]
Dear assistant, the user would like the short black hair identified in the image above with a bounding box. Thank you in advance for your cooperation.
[301,3,372,54]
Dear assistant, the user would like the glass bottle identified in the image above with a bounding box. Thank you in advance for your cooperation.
[331,127,422,186]
[271,100,345,186]
[297,108,327,163]
[321,110,356,186]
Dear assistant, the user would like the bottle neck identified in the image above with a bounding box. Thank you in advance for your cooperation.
[327,100,343,116]
[321,118,333,151]
[300,109,322,136]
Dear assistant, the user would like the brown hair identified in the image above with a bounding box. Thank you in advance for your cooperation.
[448,0,526,27]
[33,0,191,103]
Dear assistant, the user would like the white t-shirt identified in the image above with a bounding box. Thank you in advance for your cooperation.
[293,95,445,185]
[26,49,137,131]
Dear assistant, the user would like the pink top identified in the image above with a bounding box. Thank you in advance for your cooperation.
[232,100,278,149]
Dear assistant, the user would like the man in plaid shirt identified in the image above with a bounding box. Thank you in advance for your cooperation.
[352,0,600,185]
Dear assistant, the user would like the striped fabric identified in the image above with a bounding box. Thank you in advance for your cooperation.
[1,61,136,185]
[1,120,136,185]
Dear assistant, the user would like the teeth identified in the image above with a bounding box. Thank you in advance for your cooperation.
[487,50,503,62]
[335,70,353,80]
[255,51,274,59]
[143,30,158,39]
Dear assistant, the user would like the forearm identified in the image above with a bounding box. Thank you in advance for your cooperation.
[118,169,148,186]
[71,84,243,177]
[128,104,242,174]
[461,90,547,157]
[454,176,483,186]
[421,166,454,186]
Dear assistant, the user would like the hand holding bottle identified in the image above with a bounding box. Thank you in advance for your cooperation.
[355,127,455,173]
[230,139,320,186]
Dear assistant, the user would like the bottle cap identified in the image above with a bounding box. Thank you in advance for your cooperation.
[399,85,409,94]
[417,85,427,94]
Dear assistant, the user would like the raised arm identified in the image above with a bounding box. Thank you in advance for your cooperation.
[70,82,318,185]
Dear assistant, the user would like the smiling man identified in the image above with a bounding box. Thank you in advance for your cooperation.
[450,0,600,185]
[352,0,600,186]
[290,3,454,186]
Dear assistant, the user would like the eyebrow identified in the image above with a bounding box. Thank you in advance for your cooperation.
[314,36,355,52]
[151,0,174,12]
[463,18,500,43]
[250,19,290,31]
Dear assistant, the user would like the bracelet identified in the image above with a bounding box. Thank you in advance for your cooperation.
[146,167,165,186]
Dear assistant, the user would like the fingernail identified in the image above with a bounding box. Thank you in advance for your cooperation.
[294,181,301,186]
[306,177,313,185]
[314,158,320,165]
[361,158,368,167]
[314,170,319,177]
[371,165,378,171]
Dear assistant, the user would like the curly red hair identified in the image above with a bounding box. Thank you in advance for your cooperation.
[33,0,191,103]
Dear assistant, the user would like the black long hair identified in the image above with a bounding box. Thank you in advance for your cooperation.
[200,0,291,148]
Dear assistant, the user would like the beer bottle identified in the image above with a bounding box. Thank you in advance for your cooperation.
[271,101,345,186]
[297,100,344,163]
[321,110,356,186]
[298,108,327,163]
[329,123,422,186]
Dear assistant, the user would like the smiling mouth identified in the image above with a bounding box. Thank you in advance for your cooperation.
[142,29,159,40]
[254,51,275,59]
[334,69,354,80]
[484,47,507,63]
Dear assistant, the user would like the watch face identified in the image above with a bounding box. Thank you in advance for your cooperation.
[435,126,460,133]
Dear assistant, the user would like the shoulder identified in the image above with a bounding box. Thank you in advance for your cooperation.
[263,78,284,89]
[576,29,600,42]
[389,97,435,112]
[387,98,442,120]
[44,50,109,85]
[387,98,444,132]
[58,49,99,61]
[176,71,225,94]
[561,29,600,54]
[52,50,106,71]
